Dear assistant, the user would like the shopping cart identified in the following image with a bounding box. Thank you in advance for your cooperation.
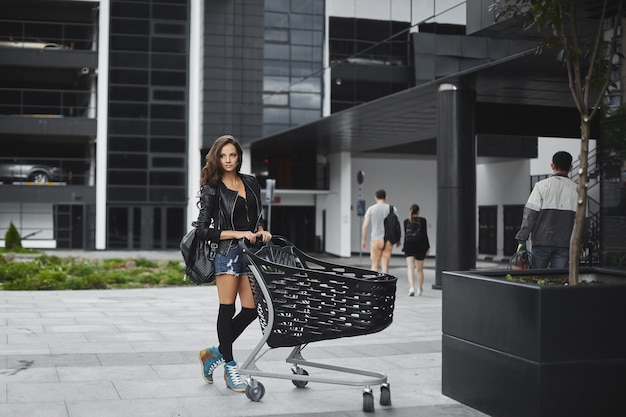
[238,236,397,412]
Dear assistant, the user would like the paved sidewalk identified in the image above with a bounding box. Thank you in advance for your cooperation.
[0,251,498,417]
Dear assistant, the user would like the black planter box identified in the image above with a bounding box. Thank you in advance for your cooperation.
[442,267,626,417]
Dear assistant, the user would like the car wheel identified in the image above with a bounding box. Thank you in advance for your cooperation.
[30,172,50,184]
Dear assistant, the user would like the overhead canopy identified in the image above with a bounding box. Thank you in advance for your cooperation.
[251,48,597,158]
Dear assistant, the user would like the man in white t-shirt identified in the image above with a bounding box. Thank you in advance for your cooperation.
[361,189,400,273]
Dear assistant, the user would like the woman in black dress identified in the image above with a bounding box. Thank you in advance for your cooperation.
[402,204,430,296]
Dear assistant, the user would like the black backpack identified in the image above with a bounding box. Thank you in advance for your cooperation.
[405,218,422,243]
[383,205,402,245]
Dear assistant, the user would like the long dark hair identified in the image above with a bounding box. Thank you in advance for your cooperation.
[200,135,243,188]
[409,204,420,219]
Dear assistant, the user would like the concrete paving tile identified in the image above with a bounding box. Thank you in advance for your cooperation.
[113,377,222,400]
[48,341,135,355]
[85,331,165,343]
[7,380,119,403]
[67,398,193,417]
[7,318,78,326]
[7,353,100,368]
[0,364,59,383]
[0,312,40,320]
[0,401,69,417]
[42,324,119,334]
[0,343,50,356]
[0,325,45,335]
[9,333,88,345]
[57,365,158,382]
[96,351,188,367]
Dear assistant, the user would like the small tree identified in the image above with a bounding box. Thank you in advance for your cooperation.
[5,221,23,251]
[493,0,624,284]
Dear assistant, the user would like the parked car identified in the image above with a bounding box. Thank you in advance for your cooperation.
[0,38,68,50]
[0,158,67,184]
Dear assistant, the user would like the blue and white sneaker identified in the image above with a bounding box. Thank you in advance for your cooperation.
[224,360,246,392]
[198,346,224,384]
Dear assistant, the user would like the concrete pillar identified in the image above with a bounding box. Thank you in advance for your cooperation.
[434,83,477,289]
[326,152,352,257]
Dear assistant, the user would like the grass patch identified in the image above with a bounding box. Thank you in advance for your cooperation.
[0,254,195,291]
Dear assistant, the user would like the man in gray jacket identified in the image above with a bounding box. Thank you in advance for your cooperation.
[515,151,581,269]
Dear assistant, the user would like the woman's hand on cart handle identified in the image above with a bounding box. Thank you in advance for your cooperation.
[238,230,262,243]
[257,230,272,244]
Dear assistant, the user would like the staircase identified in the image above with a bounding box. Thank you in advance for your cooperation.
[529,148,600,265]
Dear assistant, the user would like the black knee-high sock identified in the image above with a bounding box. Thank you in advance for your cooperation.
[217,303,235,363]
[231,307,257,341]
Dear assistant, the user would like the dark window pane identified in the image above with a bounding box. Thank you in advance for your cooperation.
[110,51,149,68]
[109,170,147,185]
[110,86,149,101]
[151,156,184,169]
[111,19,150,35]
[151,37,186,53]
[150,120,186,136]
[108,187,148,202]
[152,4,187,20]
[152,71,186,86]
[154,23,186,35]
[150,171,186,185]
[108,119,148,135]
[152,54,187,70]
[150,104,186,119]
[108,153,148,169]
[110,69,149,85]
[151,138,186,153]
[110,136,147,152]
[111,3,149,18]
[266,29,288,42]
[266,12,289,28]
[109,103,148,118]
[149,187,186,202]
[111,35,149,51]
[153,89,185,101]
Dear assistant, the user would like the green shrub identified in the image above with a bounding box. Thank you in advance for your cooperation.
[36,254,65,268]
[3,277,39,290]
[4,221,22,251]
[65,262,97,277]
[134,258,158,268]
[0,261,40,282]
[65,274,108,290]
[101,258,126,269]
[138,273,162,285]
[101,270,132,284]
[34,270,66,290]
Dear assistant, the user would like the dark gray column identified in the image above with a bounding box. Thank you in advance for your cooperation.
[434,83,476,289]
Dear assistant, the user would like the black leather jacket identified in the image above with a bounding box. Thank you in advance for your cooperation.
[194,173,264,255]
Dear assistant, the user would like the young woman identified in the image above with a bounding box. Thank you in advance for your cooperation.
[194,135,271,392]
[402,204,430,296]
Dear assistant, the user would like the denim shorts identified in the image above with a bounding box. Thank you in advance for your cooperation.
[214,243,250,277]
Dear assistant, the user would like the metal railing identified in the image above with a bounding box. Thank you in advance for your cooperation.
[0,88,95,118]
[0,19,96,51]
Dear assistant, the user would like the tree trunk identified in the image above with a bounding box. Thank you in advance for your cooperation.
[569,118,590,285]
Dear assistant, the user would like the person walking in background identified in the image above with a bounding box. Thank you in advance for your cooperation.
[515,150,583,269]
[194,135,272,392]
[361,189,400,273]
[402,204,430,296]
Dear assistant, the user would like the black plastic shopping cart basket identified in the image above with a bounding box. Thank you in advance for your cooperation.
[238,236,397,412]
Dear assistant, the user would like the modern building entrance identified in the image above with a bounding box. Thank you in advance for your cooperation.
[107,205,184,250]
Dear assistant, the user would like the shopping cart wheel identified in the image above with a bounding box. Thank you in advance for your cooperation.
[245,380,265,402]
[291,366,309,388]
[379,383,391,406]
[363,389,375,412]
